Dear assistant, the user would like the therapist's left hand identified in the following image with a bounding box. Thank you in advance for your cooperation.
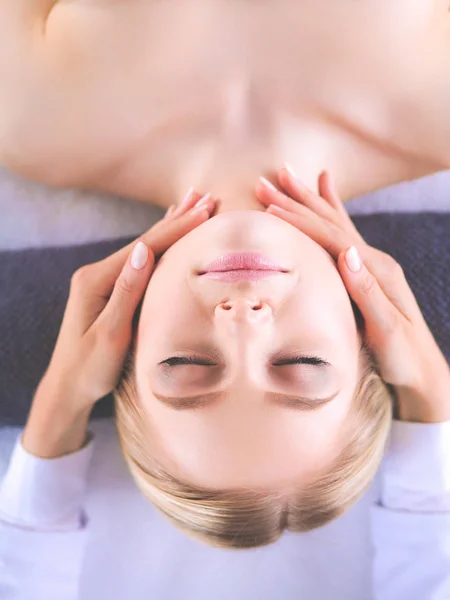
[39,190,217,412]
[23,190,218,457]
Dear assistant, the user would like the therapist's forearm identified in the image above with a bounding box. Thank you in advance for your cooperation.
[21,376,92,459]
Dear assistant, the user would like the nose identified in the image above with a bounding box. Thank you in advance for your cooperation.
[215,298,272,326]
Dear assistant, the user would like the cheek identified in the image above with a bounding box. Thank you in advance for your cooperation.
[295,271,356,334]
[140,260,189,324]
[137,273,203,358]
[321,272,358,329]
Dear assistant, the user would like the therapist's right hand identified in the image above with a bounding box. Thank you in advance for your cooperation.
[256,167,450,423]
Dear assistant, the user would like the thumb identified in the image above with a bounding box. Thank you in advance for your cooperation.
[337,246,399,339]
[98,241,154,336]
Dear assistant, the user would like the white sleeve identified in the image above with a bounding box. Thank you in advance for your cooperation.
[0,430,95,600]
[371,420,450,600]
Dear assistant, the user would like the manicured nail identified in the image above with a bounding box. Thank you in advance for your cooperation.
[181,186,195,206]
[267,204,286,213]
[190,204,208,216]
[164,204,176,219]
[345,246,362,273]
[172,187,196,217]
[284,163,297,179]
[328,172,339,197]
[260,177,278,192]
[131,241,148,270]
[194,192,212,208]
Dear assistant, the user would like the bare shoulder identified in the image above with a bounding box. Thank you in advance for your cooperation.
[0,0,133,189]
[0,1,76,185]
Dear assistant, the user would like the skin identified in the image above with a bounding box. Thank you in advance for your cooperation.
[135,208,361,491]
[3,1,449,485]
[1,1,450,207]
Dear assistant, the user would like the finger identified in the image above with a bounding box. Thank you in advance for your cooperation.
[168,193,220,220]
[257,171,339,230]
[171,187,203,218]
[256,176,313,215]
[90,199,215,293]
[277,166,338,223]
[317,171,346,215]
[97,241,155,336]
[162,187,201,221]
[162,205,176,220]
[318,171,364,240]
[361,249,422,321]
[151,191,216,231]
[145,195,214,254]
[337,246,400,338]
[163,188,221,222]
[266,203,357,259]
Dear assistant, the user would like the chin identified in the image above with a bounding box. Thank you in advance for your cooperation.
[210,209,285,226]
[186,208,307,259]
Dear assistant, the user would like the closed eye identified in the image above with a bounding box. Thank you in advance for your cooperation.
[160,355,330,367]
[160,356,217,367]
[272,356,330,367]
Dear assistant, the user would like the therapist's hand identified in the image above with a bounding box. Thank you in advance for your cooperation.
[22,190,216,457]
[44,189,215,409]
[256,167,450,423]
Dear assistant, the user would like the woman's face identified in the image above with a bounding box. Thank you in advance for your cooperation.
[135,211,361,493]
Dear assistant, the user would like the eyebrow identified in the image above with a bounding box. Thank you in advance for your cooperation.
[151,389,340,411]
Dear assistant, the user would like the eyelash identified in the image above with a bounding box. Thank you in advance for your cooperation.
[161,355,328,367]
[162,356,216,366]
[274,356,328,366]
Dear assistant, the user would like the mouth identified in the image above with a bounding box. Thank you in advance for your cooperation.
[199,252,289,276]
[200,270,286,282]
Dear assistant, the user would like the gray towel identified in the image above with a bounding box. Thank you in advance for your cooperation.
[0,212,448,427]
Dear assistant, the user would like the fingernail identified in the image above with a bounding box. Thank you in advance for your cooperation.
[190,204,208,216]
[194,192,212,208]
[268,204,286,213]
[260,177,278,192]
[345,246,362,273]
[164,204,176,218]
[172,187,195,217]
[324,170,337,192]
[284,163,297,179]
[182,186,195,206]
[131,241,148,270]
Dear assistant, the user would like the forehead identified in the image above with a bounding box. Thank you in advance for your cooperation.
[142,387,353,492]
[134,333,363,495]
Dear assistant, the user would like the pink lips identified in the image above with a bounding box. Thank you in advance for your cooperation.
[200,252,288,282]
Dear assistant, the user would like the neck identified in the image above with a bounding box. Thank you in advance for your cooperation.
[197,171,272,215]
[172,141,337,215]
[173,150,432,216]
[172,133,442,217]
[171,79,449,215]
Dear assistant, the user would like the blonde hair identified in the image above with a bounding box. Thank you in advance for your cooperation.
[114,341,392,549]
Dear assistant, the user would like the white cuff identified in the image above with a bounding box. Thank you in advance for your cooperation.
[0,430,95,531]
[380,420,450,512]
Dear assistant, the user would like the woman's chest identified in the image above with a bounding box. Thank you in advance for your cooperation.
[41,0,447,203]
[53,0,440,110]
